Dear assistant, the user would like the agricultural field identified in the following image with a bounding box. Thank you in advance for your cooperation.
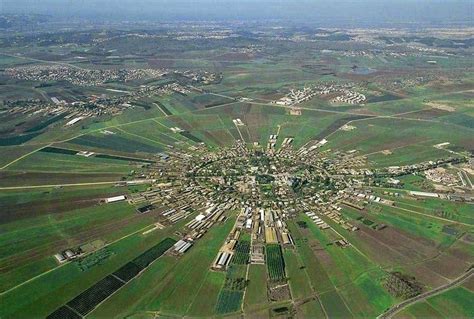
[265,244,286,282]
[0,13,473,319]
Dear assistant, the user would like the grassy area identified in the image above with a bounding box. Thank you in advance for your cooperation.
[283,249,313,299]
[244,264,268,311]
[319,290,353,318]
[296,299,326,318]
[88,214,236,317]
[186,270,226,316]
[424,286,474,318]
[265,244,286,282]
[0,215,190,318]
[287,221,334,292]
[0,201,152,292]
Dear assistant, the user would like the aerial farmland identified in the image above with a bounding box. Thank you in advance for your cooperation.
[0,2,473,318]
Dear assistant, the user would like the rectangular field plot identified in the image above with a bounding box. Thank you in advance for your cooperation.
[47,238,176,318]
[244,264,268,311]
[320,290,353,318]
[40,146,156,164]
[367,144,449,168]
[215,290,244,314]
[296,299,326,319]
[117,121,184,147]
[65,275,125,316]
[214,263,247,314]
[322,118,474,157]
[131,237,177,269]
[70,133,164,154]
[265,244,286,282]
[6,151,135,174]
[186,271,226,317]
[301,214,376,287]
[47,306,82,319]
[112,262,142,282]
[395,301,445,319]
[387,196,474,226]
[179,131,203,143]
[190,93,235,108]
[231,240,250,265]
[338,273,395,318]
[284,249,313,299]
[288,233,334,293]
[424,286,474,318]
[97,216,236,317]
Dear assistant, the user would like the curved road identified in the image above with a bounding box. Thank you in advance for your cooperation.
[378,268,474,319]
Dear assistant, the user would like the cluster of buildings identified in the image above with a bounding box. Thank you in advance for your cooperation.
[54,249,82,263]
[171,30,239,41]
[331,89,366,104]
[5,65,168,86]
[44,120,471,276]
[271,83,367,107]
[3,67,222,129]
[175,70,222,84]
[424,167,461,187]
[271,87,317,106]
[380,157,466,177]
[313,83,366,105]
[61,120,470,272]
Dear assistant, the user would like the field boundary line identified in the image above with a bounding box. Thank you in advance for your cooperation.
[378,268,474,318]
[377,202,473,227]
[114,127,170,148]
[0,179,154,191]
[0,219,161,296]
[83,243,178,318]
[65,304,84,318]
[153,102,170,116]
[0,144,50,170]
[151,119,193,146]
[360,138,434,157]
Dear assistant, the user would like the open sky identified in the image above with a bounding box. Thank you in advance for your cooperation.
[1,0,473,26]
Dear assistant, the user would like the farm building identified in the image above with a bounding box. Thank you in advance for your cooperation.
[265,227,278,244]
[105,195,127,203]
[214,251,233,269]
[173,239,193,254]
[54,253,67,263]
[409,191,439,198]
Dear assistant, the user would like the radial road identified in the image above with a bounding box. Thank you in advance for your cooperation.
[0,179,155,191]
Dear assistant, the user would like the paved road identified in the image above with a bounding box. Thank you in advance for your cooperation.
[378,268,474,319]
[0,179,155,190]
[0,52,85,69]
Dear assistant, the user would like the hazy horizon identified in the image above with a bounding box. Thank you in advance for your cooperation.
[1,0,473,27]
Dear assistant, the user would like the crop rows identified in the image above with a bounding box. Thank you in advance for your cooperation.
[266,244,286,282]
[113,238,176,283]
[77,248,113,272]
[46,306,82,319]
[66,275,124,316]
[223,277,246,291]
[131,237,177,269]
[71,134,163,154]
[215,263,247,314]
[215,290,244,314]
[231,240,250,265]
[112,262,142,282]
[47,238,176,318]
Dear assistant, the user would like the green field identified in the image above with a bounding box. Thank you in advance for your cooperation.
[396,286,474,318]
[88,214,236,317]
[244,264,268,312]
[1,21,473,319]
